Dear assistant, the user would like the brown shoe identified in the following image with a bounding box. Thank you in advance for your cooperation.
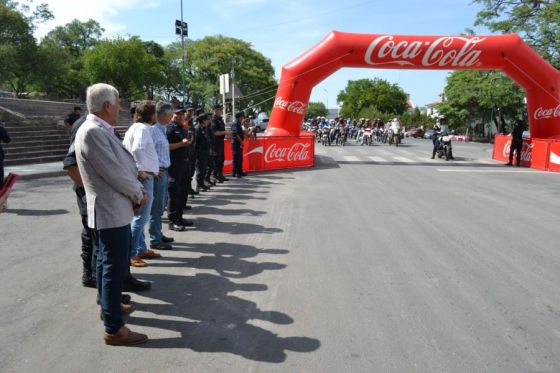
[99,303,135,320]
[103,326,148,346]
[138,250,161,259]
[130,257,147,267]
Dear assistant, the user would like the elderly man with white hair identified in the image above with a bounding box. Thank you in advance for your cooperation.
[75,83,149,346]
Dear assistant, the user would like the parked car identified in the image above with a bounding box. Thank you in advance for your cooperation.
[254,112,269,132]
[407,128,425,138]
[423,129,436,139]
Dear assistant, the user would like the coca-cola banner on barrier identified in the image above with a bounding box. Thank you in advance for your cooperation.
[264,30,560,173]
[493,134,533,167]
[547,142,560,173]
[222,136,315,174]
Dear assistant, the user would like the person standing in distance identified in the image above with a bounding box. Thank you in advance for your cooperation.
[505,119,525,166]
[211,104,231,183]
[194,113,212,192]
[231,111,249,178]
[75,83,148,345]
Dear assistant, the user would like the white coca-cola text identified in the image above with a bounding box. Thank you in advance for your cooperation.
[534,104,560,120]
[264,142,311,163]
[364,35,486,67]
[274,97,307,115]
[502,140,532,162]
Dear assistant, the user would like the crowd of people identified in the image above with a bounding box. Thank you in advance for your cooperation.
[309,116,404,146]
[62,83,252,345]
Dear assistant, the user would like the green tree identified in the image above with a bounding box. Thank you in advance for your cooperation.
[437,70,525,135]
[337,78,409,118]
[43,19,104,55]
[472,0,560,68]
[83,36,164,100]
[166,36,277,111]
[0,3,38,96]
[306,101,328,119]
[398,107,435,130]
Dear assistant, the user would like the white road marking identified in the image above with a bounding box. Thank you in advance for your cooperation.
[343,155,360,162]
[436,169,552,174]
[393,156,416,163]
[368,156,388,163]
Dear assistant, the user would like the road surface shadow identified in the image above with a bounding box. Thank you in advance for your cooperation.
[129,273,320,362]
[186,205,267,217]
[4,208,69,216]
[148,253,286,278]
[191,217,283,235]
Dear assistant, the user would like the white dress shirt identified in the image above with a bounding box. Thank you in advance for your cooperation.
[123,122,159,173]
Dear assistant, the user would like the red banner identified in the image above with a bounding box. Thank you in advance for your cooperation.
[222,136,315,174]
[547,142,560,172]
[493,134,532,166]
[530,139,551,170]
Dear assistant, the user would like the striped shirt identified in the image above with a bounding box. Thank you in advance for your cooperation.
[151,122,171,168]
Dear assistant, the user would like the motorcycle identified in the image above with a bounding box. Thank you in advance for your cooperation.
[436,133,453,160]
[361,128,373,146]
[388,128,400,146]
[321,128,331,146]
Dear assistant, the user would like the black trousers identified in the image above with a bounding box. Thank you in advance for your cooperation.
[509,141,523,165]
[81,214,98,277]
[206,153,216,180]
[168,161,189,223]
[196,154,209,185]
[232,144,243,175]
[214,146,225,177]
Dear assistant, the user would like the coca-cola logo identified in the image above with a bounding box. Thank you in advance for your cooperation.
[534,104,560,120]
[365,35,486,67]
[264,142,311,163]
[502,140,533,161]
[274,97,307,115]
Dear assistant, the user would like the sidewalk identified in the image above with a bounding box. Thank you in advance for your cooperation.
[5,162,65,180]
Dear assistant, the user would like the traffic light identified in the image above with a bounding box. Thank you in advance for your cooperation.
[175,20,188,37]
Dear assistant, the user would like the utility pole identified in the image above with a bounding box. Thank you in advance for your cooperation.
[231,69,236,117]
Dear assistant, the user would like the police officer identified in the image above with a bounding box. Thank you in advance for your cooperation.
[231,111,248,178]
[184,107,198,197]
[211,104,231,182]
[195,113,212,192]
[167,107,194,230]
[506,119,524,166]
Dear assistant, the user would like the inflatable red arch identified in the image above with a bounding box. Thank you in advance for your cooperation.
[262,31,560,171]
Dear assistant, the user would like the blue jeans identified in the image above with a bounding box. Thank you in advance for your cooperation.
[149,170,168,244]
[130,176,154,257]
[97,224,130,334]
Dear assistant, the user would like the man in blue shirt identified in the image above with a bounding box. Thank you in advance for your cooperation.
[149,102,174,250]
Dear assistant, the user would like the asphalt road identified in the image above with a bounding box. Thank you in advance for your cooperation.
[1,137,560,372]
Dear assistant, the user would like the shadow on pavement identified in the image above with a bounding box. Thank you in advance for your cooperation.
[190,217,283,235]
[130,273,320,362]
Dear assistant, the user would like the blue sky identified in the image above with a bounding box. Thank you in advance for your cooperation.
[35,0,490,108]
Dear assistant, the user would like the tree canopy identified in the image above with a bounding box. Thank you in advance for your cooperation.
[472,0,560,68]
[337,78,409,118]
[437,70,525,134]
[305,102,328,119]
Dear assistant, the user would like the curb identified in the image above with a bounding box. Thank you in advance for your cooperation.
[16,171,66,181]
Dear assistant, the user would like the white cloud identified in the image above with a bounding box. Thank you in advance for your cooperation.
[34,0,146,39]
[144,1,160,9]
